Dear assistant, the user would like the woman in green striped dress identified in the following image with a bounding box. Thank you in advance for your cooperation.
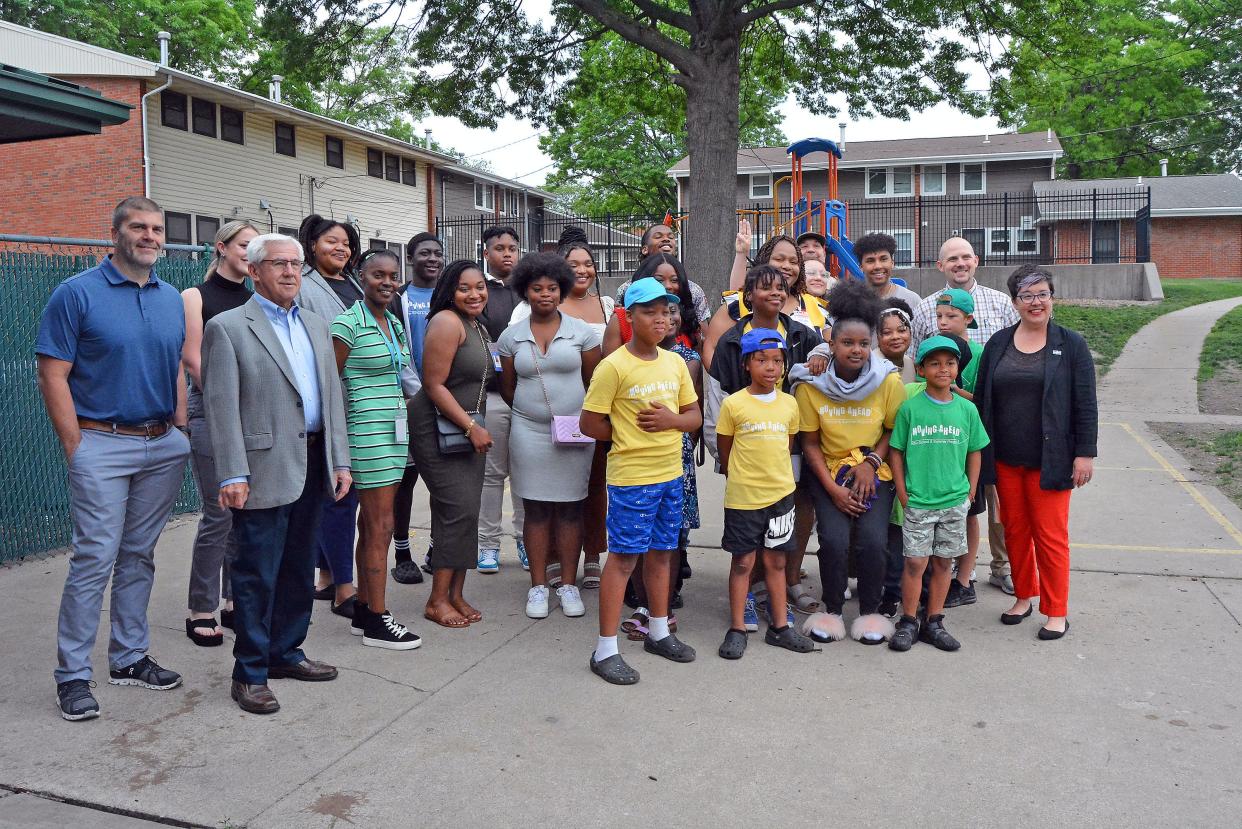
[331,250,420,650]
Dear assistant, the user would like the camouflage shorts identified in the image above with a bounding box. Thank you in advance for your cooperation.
[902,500,970,559]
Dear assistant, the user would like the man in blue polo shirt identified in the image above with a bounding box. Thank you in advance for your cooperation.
[36,196,192,721]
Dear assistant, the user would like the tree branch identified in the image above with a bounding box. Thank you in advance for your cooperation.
[737,0,814,26]
[629,0,693,30]
[566,0,696,69]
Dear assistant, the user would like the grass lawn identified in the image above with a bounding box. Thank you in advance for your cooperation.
[1198,302,1242,381]
[1151,424,1242,513]
[1055,278,1242,374]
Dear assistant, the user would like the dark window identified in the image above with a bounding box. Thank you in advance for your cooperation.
[191,98,216,137]
[369,238,388,251]
[161,91,187,130]
[384,153,400,182]
[367,148,383,178]
[1092,220,1120,264]
[195,215,220,247]
[278,226,298,237]
[325,136,344,169]
[165,211,192,259]
[220,106,244,144]
[401,156,417,186]
[389,242,405,280]
[274,121,296,157]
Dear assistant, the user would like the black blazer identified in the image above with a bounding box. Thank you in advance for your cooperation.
[975,322,1098,490]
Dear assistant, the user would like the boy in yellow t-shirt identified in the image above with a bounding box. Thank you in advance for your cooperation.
[716,329,813,660]
[580,278,701,685]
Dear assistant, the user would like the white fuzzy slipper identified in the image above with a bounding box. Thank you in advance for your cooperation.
[800,612,846,642]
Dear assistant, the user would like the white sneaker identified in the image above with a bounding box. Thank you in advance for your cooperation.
[525,585,550,619]
[557,584,586,617]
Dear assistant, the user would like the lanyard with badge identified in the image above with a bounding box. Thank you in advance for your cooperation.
[366,305,409,442]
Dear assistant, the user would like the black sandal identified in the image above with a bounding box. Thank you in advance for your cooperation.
[718,629,748,660]
[185,618,223,647]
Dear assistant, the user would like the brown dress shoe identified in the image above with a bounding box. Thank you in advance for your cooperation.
[231,681,280,714]
[267,658,338,682]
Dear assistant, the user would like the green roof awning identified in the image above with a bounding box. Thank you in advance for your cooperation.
[0,64,133,143]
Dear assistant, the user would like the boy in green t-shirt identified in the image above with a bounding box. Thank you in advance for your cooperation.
[887,336,989,652]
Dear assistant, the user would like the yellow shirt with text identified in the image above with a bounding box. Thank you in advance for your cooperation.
[582,347,698,486]
[795,373,905,481]
[716,389,800,509]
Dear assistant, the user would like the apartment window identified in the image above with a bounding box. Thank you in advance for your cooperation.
[389,242,405,280]
[892,230,914,265]
[401,157,417,186]
[866,168,888,197]
[990,228,1011,255]
[921,165,945,196]
[278,226,298,237]
[367,148,384,178]
[220,106,244,144]
[274,121,296,157]
[369,238,388,251]
[1017,226,1038,253]
[474,182,494,211]
[325,136,344,169]
[1092,220,1120,264]
[195,215,220,247]
[749,173,772,199]
[161,91,187,130]
[961,162,986,194]
[191,98,217,138]
[384,153,400,182]
[165,211,192,259]
[509,191,521,217]
[891,166,913,196]
[867,166,913,198]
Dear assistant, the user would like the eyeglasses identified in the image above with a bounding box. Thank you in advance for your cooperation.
[260,258,304,271]
[1016,290,1052,304]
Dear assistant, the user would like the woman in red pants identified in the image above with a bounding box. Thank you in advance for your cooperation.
[973,265,1097,640]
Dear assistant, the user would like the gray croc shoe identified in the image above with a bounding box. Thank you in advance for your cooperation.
[764,625,815,653]
[643,633,697,663]
[590,654,640,685]
[718,629,748,660]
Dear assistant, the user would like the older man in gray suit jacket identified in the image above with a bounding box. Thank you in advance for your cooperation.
[203,233,352,715]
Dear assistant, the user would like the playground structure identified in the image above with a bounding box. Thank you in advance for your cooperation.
[767,137,865,280]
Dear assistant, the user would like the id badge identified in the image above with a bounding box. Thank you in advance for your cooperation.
[489,342,502,372]
[395,417,408,442]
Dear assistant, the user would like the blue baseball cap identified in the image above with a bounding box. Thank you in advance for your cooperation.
[623,276,680,309]
[740,327,787,356]
[915,334,962,364]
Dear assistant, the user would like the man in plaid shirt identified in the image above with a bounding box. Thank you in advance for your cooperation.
[910,236,1019,598]
[911,237,1019,350]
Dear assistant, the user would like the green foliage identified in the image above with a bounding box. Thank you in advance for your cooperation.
[1198,303,1242,381]
[540,32,786,215]
[997,0,1241,176]
[1054,278,1242,373]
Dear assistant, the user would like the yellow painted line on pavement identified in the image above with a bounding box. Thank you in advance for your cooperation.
[1117,421,1242,548]
[1073,542,1242,556]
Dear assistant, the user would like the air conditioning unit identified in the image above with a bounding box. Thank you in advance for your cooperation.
[1020,215,1036,231]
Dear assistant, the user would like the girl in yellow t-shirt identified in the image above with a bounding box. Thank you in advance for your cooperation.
[791,280,905,646]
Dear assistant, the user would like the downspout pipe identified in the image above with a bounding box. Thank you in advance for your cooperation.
[141,31,173,198]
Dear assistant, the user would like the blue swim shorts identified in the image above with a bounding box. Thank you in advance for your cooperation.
[606,478,684,554]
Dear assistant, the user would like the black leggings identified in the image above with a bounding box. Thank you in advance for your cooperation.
[393,462,419,543]
[809,475,895,616]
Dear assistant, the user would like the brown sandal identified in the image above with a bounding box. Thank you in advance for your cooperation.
[424,608,470,628]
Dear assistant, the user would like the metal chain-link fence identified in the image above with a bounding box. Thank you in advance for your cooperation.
[0,241,209,562]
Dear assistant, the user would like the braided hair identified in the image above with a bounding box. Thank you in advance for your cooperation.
[754,233,806,296]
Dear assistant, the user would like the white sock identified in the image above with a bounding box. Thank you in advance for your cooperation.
[649,616,671,641]
[594,635,619,661]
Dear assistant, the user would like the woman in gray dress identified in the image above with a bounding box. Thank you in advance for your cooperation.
[498,254,602,620]
[408,260,494,628]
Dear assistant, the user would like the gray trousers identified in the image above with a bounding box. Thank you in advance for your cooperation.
[55,428,190,684]
[985,484,1010,577]
[477,391,525,549]
[187,413,234,612]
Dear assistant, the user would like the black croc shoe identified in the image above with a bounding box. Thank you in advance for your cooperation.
[889,615,920,652]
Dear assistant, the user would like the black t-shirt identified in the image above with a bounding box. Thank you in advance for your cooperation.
[992,342,1046,469]
[325,273,364,307]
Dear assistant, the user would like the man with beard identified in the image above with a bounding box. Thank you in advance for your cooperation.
[615,223,712,324]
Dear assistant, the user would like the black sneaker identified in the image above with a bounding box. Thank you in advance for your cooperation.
[919,614,961,651]
[362,610,422,651]
[889,615,920,652]
[108,656,181,690]
[943,580,963,608]
[957,580,977,606]
[57,679,100,721]
[350,601,370,637]
[878,597,900,618]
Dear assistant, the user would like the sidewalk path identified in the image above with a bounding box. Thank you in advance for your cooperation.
[1,302,1241,827]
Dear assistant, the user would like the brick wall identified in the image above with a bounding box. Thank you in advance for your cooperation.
[0,77,146,239]
[1152,216,1242,279]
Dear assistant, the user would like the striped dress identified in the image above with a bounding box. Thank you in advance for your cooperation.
[330,302,411,489]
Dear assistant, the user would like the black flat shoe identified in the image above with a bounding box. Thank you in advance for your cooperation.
[1038,620,1069,640]
[1000,606,1033,625]
[313,585,334,601]
[331,595,357,619]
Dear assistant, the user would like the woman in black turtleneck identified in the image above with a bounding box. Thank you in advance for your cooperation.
[181,220,257,647]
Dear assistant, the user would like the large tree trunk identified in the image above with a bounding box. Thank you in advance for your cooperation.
[681,36,741,302]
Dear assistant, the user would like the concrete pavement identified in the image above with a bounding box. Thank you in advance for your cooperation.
[3,304,1242,827]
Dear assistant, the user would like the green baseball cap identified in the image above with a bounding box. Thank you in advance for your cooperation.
[916,334,962,365]
[936,288,978,328]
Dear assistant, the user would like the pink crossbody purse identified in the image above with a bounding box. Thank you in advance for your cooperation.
[529,341,594,446]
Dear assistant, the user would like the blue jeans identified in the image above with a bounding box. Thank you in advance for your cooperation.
[230,436,326,684]
[56,428,190,683]
[317,487,357,585]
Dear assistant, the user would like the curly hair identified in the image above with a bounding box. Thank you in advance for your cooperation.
[511,252,575,301]
[827,277,885,337]
[754,233,806,296]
